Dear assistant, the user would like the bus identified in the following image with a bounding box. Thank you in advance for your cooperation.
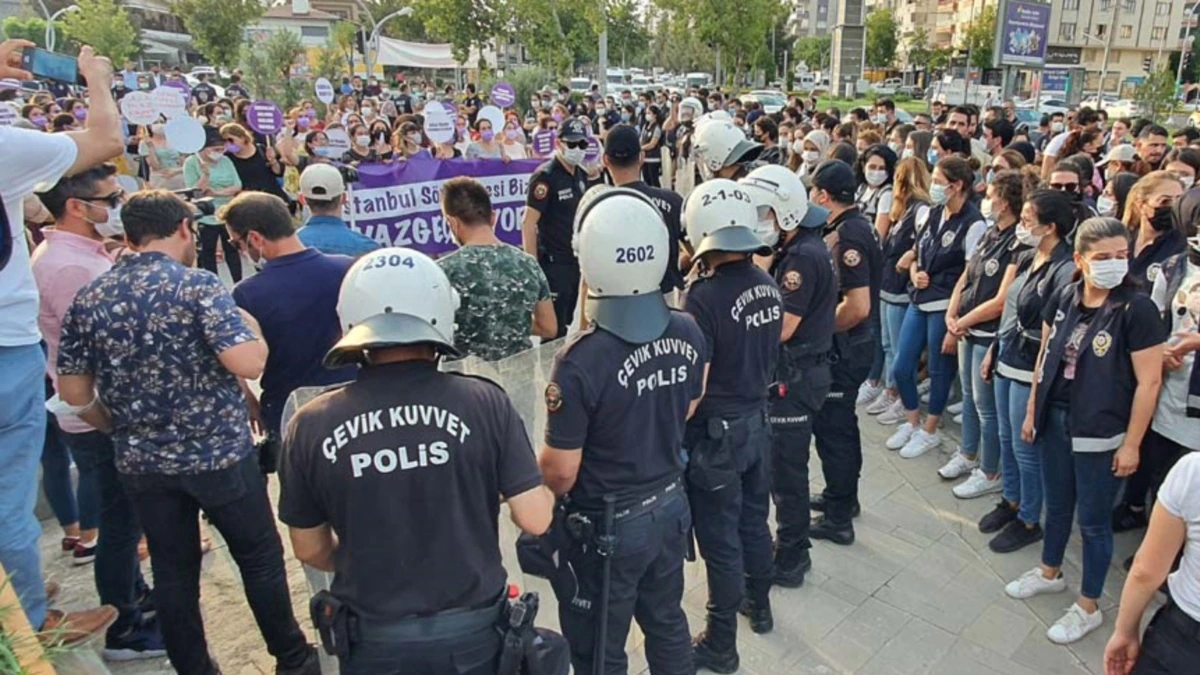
[686,72,712,89]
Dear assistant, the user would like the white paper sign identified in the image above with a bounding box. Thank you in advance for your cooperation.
[120,92,158,125]
[325,127,351,153]
[315,77,335,104]
[423,104,454,144]
[151,87,188,119]
[477,105,505,135]
[164,117,206,153]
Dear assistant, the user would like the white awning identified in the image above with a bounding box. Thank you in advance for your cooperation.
[374,37,470,69]
[141,38,177,56]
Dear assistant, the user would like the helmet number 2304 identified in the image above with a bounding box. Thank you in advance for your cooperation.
[615,245,655,263]
[363,254,417,270]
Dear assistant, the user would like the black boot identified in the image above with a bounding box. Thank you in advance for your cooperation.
[771,546,812,588]
[811,494,861,518]
[693,612,739,674]
[810,515,855,546]
[739,576,774,634]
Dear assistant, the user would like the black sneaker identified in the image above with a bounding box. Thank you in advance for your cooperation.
[136,588,156,622]
[978,500,1018,534]
[811,494,861,518]
[810,516,855,546]
[692,634,739,674]
[771,548,812,588]
[277,647,321,675]
[102,621,167,661]
[988,520,1043,554]
[1112,504,1148,533]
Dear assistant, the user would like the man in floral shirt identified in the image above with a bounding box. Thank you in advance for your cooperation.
[56,190,318,675]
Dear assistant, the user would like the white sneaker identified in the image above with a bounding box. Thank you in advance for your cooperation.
[877,399,907,425]
[953,413,963,425]
[856,382,883,406]
[1047,603,1103,645]
[917,378,931,395]
[1004,567,1068,599]
[946,400,963,415]
[865,391,894,415]
[886,422,918,450]
[899,429,942,458]
[938,452,979,480]
[952,468,1003,499]
[921,391,931,404]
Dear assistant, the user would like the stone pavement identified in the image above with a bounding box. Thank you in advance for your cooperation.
[39,396,1159,674]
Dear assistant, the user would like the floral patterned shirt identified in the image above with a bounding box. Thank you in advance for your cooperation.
[57,252,257,475]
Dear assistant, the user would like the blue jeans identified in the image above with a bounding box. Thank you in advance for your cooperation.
[995,376,1042,525]
[892,305,957,415]
[880,301,908,390]
[0,344,49,629]
[1039,406,1119,600]
[868,309,884,384]
[41,404,100,531]
[958,340,999,473]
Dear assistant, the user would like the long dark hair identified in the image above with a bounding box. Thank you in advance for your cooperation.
[855,144,898,188]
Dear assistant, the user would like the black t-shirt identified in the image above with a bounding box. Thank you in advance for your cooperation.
[827,208,882,340]
[226,83,250,99]
[464,95,482,123]
[545,313,708,507]
[526,159,589,260]
[622,180,684,292]
[394,94,414,115]
[191,82,217,106]
[685,260,782,418]
[772,230,837,352]
[227,148,287,201]
[279,361,541,621]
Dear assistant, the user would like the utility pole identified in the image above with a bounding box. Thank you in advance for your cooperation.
[1177,3,1200,95]
[599,27,609,96]
[1097,0,1119,109]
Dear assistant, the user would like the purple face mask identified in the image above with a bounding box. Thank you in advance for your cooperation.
[225,142,242,154]
[506,128,522,141]
[480,129,495,142]
[298,116,311,128]
[551,112,563,123]
[73,108,88,121]
[30,115,47,128]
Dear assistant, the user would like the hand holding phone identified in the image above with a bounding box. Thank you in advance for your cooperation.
[21,46,84,85]
[0,39,34,80]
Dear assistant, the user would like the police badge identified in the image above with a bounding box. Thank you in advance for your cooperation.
[941,230,955,247]
[1092,330,1113,358]
[984,258,1000,276]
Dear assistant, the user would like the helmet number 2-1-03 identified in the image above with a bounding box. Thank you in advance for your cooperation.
[363,253,417,270]
[700,187,752,208]
[615,245,656,263]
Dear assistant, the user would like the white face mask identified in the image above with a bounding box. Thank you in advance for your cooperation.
[1014,223,1043,247]
[84,203,123,237]
[561,147,586,166]
[362,107,374,117]
[980,198,993,219]
[887,141,900,154]
[792,140,804,154]
[1180,176,1196,189]
[355,135,370,147]
[802,150,820,165]
[901,148,914,160]
[407,132,422,145]
[1096,195,1116,217]
[930,183,949,205]
[206,150,224,163]
[757,220,780,247]
[865,169,888,187]
[1051,121,1065,134]
[1086,258,1128,289]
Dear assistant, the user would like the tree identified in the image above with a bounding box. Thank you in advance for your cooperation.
[795,35,831,73]
[907,26,931,71]
[330,21,358,75]
[411,0,505,68]
[2,17,49,47]
[172,0,265,71]
[311,38,344,83]
[865,8,899,69]
[61,0,138,63]
[240,30,305,106]
[961,4,997,70]
[1135,67,1179,120]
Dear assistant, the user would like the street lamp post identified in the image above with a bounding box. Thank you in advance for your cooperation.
[1080,31,1110,108]
[1176,2,1200,95]
[361,7,414,79]
[38,1,79,52]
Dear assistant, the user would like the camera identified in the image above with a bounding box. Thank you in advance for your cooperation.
[338,165,359,184]
[172,187,216,218]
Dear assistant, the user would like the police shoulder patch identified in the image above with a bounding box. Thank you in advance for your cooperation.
[842,248,862,267]
[545,382,564,412]
[533,181,550,201]
[984,258,1000,277]
[782,269,802,291]
[1147,263,1162,283]
[1092,330,1113,358]
[941,230,956,247]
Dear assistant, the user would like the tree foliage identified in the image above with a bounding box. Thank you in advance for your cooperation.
[1135,67,1179,120]
[2,17,49,47]
[311,38,344,83]
[330,22,358,74]
[61,0,138,63]
[961,4,997,70]
[652,0,787,86]
[172,0,264,71]
[407,0,503,67]
[241,29,306,107]
[865,9,899,69]
[795,36,831,73]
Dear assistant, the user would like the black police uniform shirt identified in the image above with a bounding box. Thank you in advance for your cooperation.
[526,158,589,261]
[913,201,986,312]
[623,180,685,292]
[463,94,482,123]
[880,201,929,305]
[955,222,1023,344]
[997,242,1076,383]
[1130,227,1185,289]
[685,259,781,419]
[544,312,708,507]
[772,229,837,354]
[278,361,542,621]
[191,82,217,106]
[825,206,883,340]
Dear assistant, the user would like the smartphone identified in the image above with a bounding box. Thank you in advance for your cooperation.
[21,47,83,85]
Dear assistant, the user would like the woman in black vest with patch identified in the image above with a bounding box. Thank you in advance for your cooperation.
[1123,171,1186,289]
[1005,218,1165,646]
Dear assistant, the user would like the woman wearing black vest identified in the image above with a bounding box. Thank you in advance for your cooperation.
[1005,218,1165,645]
[887,157,987,458]
[640,105,664,187]
[855,145,898,408]
[982,190,1077,554]
[939,171,1024,498]
[1123,171,1186,289]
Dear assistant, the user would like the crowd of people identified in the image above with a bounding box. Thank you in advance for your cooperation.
[2,34,1200,675]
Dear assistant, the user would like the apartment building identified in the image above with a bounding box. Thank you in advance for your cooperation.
[793,0,840,38]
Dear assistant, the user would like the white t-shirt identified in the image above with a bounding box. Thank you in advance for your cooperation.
[1150,264,1200,450]
[0,129,79,346]
[1044,130,1069,159]
[1158,452,1200,621]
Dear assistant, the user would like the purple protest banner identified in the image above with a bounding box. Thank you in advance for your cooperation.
[584,136,601,163]
[490,81,516,108]
[346,158,542,258]
[247,100,283,135]
[532,129,556,156]
[442,101,457,116]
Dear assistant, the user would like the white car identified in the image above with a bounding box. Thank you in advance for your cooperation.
[872,77,904,96]
[741,90,786,114]
[1038,98,1070,116]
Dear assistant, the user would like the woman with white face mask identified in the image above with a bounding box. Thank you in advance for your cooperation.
[183,126,244,281]
[794,129,829,188]
[853,145,898,409]
[1007,217,1165,646]
[1123,171,1186,288]
[1163,147,1200,192]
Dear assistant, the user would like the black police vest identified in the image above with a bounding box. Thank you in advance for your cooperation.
[880,201,926,304]
[913,202,984,312]
[996,243,1076,383]
[1130,227,1185,291]
[957,222,1021,341]
[1032,283,1140,452]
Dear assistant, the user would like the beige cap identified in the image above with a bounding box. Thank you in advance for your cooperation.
[299,163,345,199]
[1099,143,1136,166]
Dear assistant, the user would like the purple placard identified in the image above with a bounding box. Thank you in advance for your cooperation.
[998,0,1050,67]
[583,136,601,163]
[247,100,283,135]
[532,129,556,156]
[442,101,457,116]
[163,79,190,97]
[347,158,543,257]
[490,81,515,108]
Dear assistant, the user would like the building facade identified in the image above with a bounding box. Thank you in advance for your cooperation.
[793,0,840,38]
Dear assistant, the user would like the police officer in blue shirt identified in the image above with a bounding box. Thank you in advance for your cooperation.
[680,178,781,673]
[807,160,884,546]
[539,187,709,675]
[741,164,836,586]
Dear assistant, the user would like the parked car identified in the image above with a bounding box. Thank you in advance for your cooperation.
[740,90,786,114]
[897,84,924,98]
[872,77,904,96]
[1038,98,1070,116]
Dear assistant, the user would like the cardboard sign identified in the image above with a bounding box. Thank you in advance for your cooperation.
[423,104,454,144]
[325,127,351,153]
[490,81,516,108]
[119,91,158,125]
[164,117,206,153]
[477,105,505,135]
[246,100,283,135]
[532,128,556,156]
[314,77,335,104]
[584,135,601,163]
[151,87,187,119]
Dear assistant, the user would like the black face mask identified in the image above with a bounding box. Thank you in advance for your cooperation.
[1189,245,1200,267]
[1150,204,1177,233]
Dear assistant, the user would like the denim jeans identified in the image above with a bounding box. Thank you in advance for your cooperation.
[0,344,50,629]
[62,430,148,637]
[1038,406,1119,600]
[120,454,309,675]
[1131,599,1200,675]
[880,300,908,390]
[868,309,884,384]
[995,376,1042,526]
[892,305,957,415]
[958,340,999,473]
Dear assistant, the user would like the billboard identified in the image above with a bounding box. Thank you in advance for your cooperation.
[995,0,1051,68]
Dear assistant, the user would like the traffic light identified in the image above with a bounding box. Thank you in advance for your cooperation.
[1143,55,1153,72]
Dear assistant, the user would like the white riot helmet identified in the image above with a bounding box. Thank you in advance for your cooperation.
[740,164,830,246]
[573,185,670,344]
[692,119,762,181]
[325,247,461,367]
[683,178,770,258]
[678,97,703,122]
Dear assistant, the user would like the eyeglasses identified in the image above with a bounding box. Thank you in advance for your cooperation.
[1049,182,1079,192]
[563,140,588,150]
[77,191,124,209]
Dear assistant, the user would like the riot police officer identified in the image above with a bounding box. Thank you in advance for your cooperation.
[692,118,763,182]
[681,178,781,673]
[740,164,836,587]
[808,160,885,545]
[538,187,708,675]
[278,248,562,675]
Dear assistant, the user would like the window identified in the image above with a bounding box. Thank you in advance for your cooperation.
[301,25,328,38]
[1119,25,1132,39]
[1153,26,1167,40]
[1060,22,1076,41]
[1124,0,1136,11]
[1100,0,1112,10]
[1096,24,1107,39]
[1063,0,1079,9]
[1158,2,1171,15]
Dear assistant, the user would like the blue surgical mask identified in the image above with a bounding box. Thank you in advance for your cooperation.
[930,183,949,205]
[621,113,631,122]
[927,149,938,165]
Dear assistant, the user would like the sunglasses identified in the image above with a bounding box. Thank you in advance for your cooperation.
[77,191,124,209]
[1049,183,1079,192]
[563,140,588,150]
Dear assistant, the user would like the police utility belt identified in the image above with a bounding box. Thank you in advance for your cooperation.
[771,347,833,399]
[687,410,768,492]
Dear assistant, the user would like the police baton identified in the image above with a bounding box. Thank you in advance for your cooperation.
[594,494,617,675]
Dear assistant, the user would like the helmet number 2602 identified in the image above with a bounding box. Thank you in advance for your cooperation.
[363,254,417,270]
[615,245,655,263]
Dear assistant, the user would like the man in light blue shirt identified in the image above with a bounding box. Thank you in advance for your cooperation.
[296,164,380,257]
[120,61,139,91]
